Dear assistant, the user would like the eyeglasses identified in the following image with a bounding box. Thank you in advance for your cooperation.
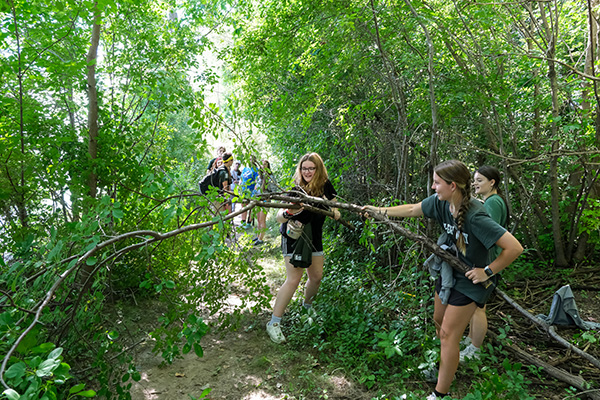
[301,167,317,172]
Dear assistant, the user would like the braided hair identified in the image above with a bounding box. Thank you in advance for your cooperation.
[435,160,472,255]
[476,165,510,228]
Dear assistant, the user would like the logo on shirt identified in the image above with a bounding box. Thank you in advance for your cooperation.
[443,223,469,245]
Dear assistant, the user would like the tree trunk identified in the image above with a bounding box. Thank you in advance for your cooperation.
[78,5,102,290]
[9,3,29,229]
[575,0,600,261]
[86,5,101,199]
[401,0,438,179]
[582,0,599,113]
[539,3,568,267]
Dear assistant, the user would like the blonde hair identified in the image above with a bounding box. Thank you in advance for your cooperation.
[434,160,471,255]
[293,153,329,196]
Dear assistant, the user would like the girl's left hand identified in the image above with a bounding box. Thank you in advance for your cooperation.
[465,268,489,284]
[333,209,341,220]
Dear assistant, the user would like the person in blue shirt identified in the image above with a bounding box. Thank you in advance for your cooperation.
[239,165,259,228]
[363,160,522,400]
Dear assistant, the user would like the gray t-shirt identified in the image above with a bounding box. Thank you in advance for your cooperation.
[421,194,507,303]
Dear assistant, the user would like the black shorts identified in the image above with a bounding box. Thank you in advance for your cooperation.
[435,277,485,308]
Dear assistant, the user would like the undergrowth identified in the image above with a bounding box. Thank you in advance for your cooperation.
[274,220,549,399]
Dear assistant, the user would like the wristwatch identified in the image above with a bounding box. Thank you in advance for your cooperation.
[484,266,494,277]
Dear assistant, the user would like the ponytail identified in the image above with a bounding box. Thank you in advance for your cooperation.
[455,185,471,255]
[435,160,472,255]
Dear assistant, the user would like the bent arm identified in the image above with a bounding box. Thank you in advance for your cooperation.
[364,202,424,218]
[487,231,523,275]
[468,231,523,284]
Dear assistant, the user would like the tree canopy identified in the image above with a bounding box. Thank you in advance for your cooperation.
[1,0,599,398]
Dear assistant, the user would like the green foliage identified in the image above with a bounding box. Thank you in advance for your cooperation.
[462,359,535,400]
[2,0,600,399]
[281,227,439,391]
[0,339,95,400]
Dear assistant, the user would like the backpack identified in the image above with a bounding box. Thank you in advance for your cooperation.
[199,166,226,195]
[240,167,258,191]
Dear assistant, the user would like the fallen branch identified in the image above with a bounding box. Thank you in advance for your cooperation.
[488,329,600,400]
[496,288,600,370]
[267,192,488,285]
[266,193,600,377]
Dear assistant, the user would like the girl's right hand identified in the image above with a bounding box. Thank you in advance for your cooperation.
[287,204,304,215]
[361,205,378,217]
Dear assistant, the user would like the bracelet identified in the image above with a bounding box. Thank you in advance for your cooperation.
[283,210,293,219]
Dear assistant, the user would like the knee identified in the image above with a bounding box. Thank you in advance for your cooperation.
[283,275,302,288]
[307,271,323,283]
[438,326,461,350]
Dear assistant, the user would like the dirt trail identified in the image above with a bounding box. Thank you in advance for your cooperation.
[130,218,371,400]
[129,315,368,400]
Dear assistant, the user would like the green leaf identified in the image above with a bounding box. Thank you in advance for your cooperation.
[193,342,204,358]
[86,257,98,266]
[75,390,96,397]
[112,208,124,219]
[69,384,86,394]
[53,362,72,383]
[36,358,60,377]
[16,324,42,353]
[165,280,175,289]
[5,362,27,379]
[47,240,64,261]
[48,347,63,360]
[107,330,119,340]
[31,343,56,354]
[3,389,20,400]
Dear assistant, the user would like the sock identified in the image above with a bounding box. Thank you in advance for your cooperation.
[302,301,312,309]
[468,343,480,351]
[268,315,281,326]
[433,389,448,398]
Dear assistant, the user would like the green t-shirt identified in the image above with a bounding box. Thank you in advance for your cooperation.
[484,194,508,261]
[421,194,507,304]
[216,168,231,190]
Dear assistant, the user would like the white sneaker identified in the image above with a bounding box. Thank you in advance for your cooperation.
[266,322,286,344]
[459,343,481,362]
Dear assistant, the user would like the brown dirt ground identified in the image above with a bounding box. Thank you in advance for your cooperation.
[129,316,374,400]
